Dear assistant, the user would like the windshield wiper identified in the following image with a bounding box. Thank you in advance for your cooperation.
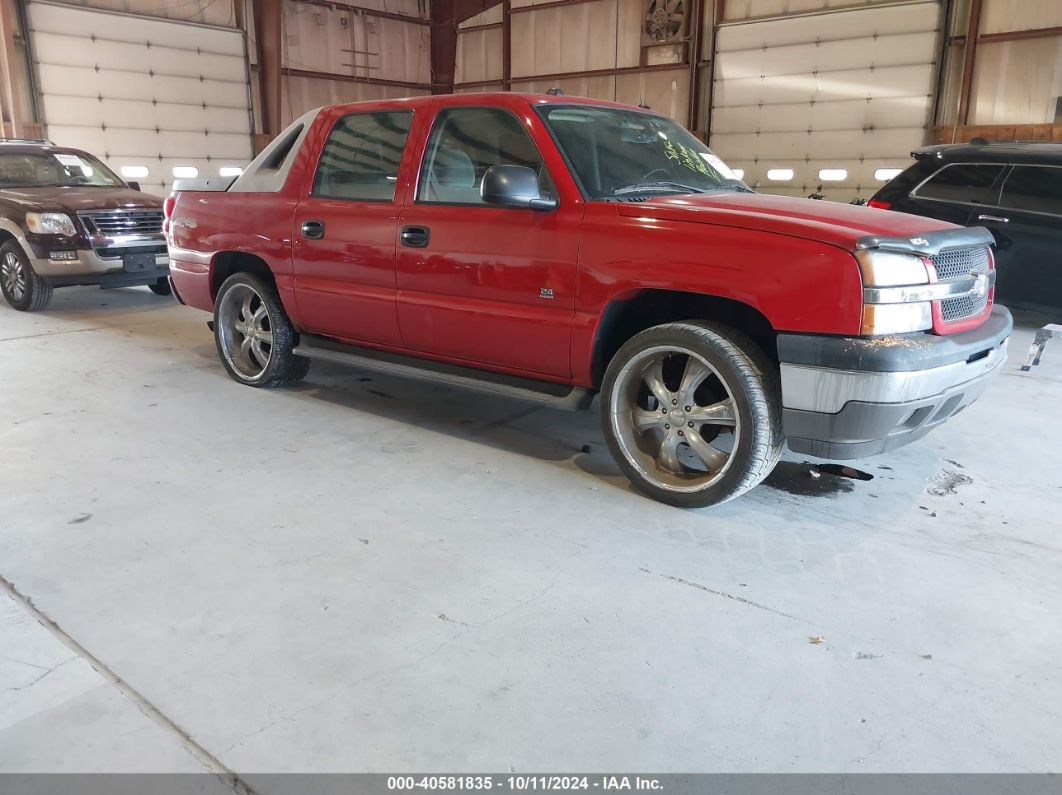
[613,181,708,196]
[713,182,755,193]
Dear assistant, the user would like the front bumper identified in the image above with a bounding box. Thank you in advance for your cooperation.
[31,247,169,288]
[778,306,1012,459]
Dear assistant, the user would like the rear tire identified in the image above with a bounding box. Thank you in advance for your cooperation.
[1,241,53,311]
[600,321,783,508]
[148,278,172,296]
[213,272,309,388]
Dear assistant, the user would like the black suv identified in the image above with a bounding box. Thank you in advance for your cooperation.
[0,139,170,311]
[869,142,1062,312]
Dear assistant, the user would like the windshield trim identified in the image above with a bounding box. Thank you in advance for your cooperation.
[532,102,737,203]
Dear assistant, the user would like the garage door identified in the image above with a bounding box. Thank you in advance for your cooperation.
[27,0,253,196]
[709,1,942,203]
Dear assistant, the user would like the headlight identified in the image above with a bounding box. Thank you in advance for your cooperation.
[26,212,77,237]
[856,249,933,335]
[856,249,929,287]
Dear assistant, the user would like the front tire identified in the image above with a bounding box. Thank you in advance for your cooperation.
[1,241,53,311]
[213,272,309,388]
[601,321,783,508]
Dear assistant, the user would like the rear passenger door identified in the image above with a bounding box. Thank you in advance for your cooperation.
[977,165,1062,309]
[906,162,1007,226]
[292,109,415,346]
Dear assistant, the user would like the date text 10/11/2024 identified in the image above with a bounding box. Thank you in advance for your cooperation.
[387,776,665,791]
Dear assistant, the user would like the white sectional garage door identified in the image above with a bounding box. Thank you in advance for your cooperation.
[27,0,253,196]
[709,0,942,203]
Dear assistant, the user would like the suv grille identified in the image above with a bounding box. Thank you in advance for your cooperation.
[930,246,992,323]
[80,209,164,237]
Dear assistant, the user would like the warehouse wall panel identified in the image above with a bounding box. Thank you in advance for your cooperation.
[27,0,254,195]
[281,76,429,126]
[710,0,942,202]
[969,36,1062,126]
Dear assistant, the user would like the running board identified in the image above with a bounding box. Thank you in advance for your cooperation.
[293,335,595,411]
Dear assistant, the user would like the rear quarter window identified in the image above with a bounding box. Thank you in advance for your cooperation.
[913,163,1005,204]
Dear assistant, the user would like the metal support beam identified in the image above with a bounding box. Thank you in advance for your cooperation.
[252,0,283,139]
[281,66,431,91]
[501,0,511,91]
[703,0,725,144]
[431,0,502,93]
[686,0,704,132]
[298,0,429,26]
[456,62,687,90]
[0,0,27,138]
[957,0,982,125]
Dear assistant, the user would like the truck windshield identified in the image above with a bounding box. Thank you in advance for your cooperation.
[539,105,749,200]
[0,152,124,189]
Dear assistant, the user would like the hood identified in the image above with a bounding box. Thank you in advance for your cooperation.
[616,192,957,250]
[0,186,162,213]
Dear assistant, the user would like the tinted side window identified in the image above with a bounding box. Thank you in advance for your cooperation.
[417,107,555,205]
[313,111,413,201]
[914,163,1005,204]
[999,166,1062,216]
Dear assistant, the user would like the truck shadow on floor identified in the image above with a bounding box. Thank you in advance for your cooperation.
[289,362,874,502]
[289,362,631,492]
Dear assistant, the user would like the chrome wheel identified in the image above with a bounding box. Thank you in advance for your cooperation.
[608,345,740,493]
[217,283,274,380]
[1,252,26,303]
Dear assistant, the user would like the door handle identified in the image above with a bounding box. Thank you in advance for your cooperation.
[977,214,1009,223]
[400,225,430,248]
[301,220,325,239]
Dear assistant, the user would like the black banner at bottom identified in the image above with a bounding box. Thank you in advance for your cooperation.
[0,774,1058,795]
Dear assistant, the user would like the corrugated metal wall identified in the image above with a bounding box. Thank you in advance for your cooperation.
[278,0,431,125]
[454,0,707,127]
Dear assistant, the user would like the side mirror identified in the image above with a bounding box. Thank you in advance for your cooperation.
[127,181,142,191]
[481,165,556,211]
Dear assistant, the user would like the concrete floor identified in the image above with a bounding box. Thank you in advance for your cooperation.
[1,286,1060,776]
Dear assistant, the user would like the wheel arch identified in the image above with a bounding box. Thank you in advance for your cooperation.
[590,289,777,389]
[210,251,278,300]
[0,221,32,257]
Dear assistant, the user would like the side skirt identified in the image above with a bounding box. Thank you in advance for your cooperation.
[293,334,596,411]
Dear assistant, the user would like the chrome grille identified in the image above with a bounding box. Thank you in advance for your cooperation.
[940,292,989,322]
[930,246,990,281]
[80,209,164,237]
[930,246,992,323]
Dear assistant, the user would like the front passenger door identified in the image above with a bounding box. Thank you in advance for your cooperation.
[395,106,581,379]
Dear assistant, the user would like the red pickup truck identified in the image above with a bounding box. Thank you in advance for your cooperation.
[167,93,1011,507]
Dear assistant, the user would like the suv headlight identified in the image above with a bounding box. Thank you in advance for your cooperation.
[856,249,933,335]
[25,212,77,237]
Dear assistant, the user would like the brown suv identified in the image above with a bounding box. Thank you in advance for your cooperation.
[0,139,170,311]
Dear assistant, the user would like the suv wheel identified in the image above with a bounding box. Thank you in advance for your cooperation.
[213,272,309,388]
[601,321,783,508]
[148,277,172,296]
[1,241,53,311]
